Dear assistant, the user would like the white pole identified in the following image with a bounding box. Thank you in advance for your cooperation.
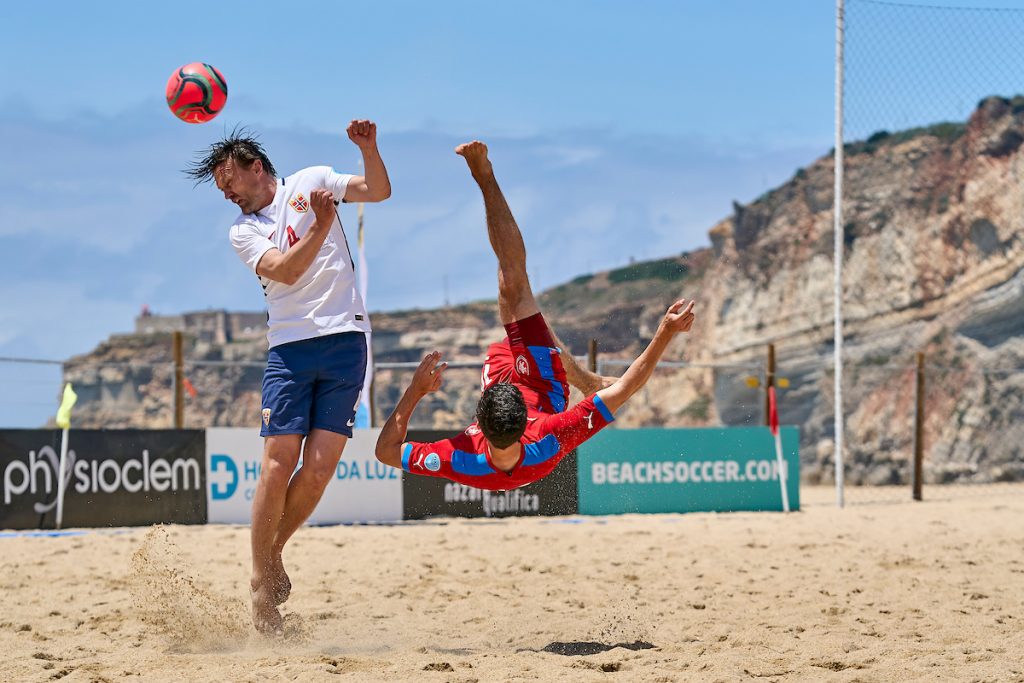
[56,427,69,529]
[834,0,846,508]
[773,429,790,513]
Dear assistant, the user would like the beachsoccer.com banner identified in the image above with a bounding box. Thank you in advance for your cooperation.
[0,429,207,529]
[577,427,800,514]
[205,427,401,524]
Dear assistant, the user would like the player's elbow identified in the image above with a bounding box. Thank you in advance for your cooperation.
[375,441,400,469]
[276,266,302,286]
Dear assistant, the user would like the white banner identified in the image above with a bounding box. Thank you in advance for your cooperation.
[205,428,401,524]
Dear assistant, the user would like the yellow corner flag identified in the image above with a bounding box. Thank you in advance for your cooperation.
[55,383,78,429]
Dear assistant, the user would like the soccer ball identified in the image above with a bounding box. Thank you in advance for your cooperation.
[165,62,228,124]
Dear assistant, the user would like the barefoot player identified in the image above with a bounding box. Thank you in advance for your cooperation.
[375,141,695,489]
[188,121,390,633]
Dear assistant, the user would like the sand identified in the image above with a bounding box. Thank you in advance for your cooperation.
[2,485,1023,682]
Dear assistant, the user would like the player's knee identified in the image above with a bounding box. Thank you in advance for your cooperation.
[306,461,336,489]
[261,453,297,485]
[498,285,522,309]
[497,270,527,307]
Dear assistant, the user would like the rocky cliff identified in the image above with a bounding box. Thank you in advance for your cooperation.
[64,97,1024,484]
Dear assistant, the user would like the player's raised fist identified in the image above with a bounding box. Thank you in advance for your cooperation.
[347,120,377,148]
[663,299,696,333]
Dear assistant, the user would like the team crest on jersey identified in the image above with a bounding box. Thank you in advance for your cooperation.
[262,408,272,425]
[424,453,442,472]
[289,193,309,213]
[516,354,530,376]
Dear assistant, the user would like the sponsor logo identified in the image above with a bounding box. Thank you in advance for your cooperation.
[516,355,530,376]
[2,446,201,506]
[413,452,426,470]
[286,225,300,247]
[424,453,441,472]
[465,425,481,436]
[590,459,790,485]
[209,450,397,506]
[346,418,356,428]
[289,193,309,213]
[442,483,540,517]
[585,412,594,430]
[262,408,271,426]
[209,453,239,500]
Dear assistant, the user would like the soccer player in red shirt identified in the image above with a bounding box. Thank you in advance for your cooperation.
[375,141,696,489]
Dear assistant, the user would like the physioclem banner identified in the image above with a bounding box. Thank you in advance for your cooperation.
[0,429,207,529]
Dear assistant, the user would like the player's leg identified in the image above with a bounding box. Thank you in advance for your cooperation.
[270,429,347,586]
[456,141,539,325]
[250,434,302,633]
[250,341,316,631]
[268,330,366,603]
[548,327,615,397]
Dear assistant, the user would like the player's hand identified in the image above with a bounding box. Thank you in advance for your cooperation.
[310,188,336,226]
[347,120,377,149]
[411,351,448,396]
[662,299,696,334]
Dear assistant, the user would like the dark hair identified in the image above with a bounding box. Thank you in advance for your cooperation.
[476,383,528,449]
[184,126,277,184]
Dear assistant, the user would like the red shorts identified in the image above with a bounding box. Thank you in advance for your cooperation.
[480,312,569,415]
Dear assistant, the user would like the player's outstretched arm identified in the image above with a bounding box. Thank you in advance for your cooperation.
[595,300,696,415]
[375,351,448,468]
[342,120,391,203]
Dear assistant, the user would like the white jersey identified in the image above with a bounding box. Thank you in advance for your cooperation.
[228,165,370,348]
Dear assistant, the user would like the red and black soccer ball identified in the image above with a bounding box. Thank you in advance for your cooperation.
[165,62,228,124]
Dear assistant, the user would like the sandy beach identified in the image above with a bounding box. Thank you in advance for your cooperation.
[2,485,1022,682]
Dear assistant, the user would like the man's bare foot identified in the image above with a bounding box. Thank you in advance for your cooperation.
[270,554,291,606]
[250,579,284,635]
[455,140,492,177]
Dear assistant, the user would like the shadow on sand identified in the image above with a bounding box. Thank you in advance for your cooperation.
[523,640,655,656]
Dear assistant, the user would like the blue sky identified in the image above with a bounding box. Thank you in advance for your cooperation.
[1,0,1021,426]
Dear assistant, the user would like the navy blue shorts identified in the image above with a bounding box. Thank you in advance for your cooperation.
[260,332,368,438]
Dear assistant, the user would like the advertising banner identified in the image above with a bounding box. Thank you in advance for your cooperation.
[402,430,579,519]
[577,426,800,514]
[206,427,401,524]
[0,429,206,529]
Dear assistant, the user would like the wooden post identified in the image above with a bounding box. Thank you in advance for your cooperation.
[587,339,598,374]
[368,375,377,429]
[913,352,925,501]
[764,343,776,426]
[173,331,184,429]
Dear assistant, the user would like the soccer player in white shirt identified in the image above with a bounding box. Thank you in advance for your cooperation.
[187,120,390,633]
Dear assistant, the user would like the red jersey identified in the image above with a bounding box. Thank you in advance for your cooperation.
[402,312,615,490]
[402,394,615,490]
